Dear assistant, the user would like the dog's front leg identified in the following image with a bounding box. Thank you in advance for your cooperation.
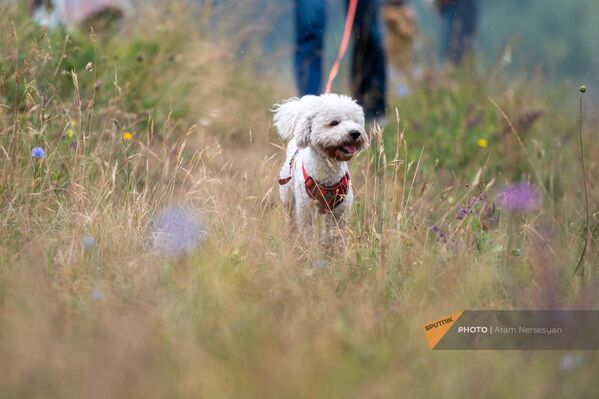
[321,210,348,253]
[295,205,317,246]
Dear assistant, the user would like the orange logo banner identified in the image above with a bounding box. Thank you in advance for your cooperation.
[423,311,464,349]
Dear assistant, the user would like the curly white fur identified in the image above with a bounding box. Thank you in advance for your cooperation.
[273,94,368,247]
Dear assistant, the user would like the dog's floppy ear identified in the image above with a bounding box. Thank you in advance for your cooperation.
[272,96,316,148]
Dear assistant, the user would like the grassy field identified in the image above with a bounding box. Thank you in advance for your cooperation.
[1,2,598,398]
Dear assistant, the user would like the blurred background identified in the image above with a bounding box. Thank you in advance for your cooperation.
[245,0,599,102]
[23,0,599,100]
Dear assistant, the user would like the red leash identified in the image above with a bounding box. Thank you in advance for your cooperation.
[324,0,359,94]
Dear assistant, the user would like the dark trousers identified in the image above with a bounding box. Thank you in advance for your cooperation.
[294,0,387,119]
[439,0,479,64]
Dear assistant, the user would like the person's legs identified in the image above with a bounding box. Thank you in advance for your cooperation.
[349,0,386,120]
[295,0,326,96]
[439,0,478,65]
[458,0,478,58]
[439,1,457,64]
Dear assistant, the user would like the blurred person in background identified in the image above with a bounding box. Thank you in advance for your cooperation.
[436,0,478,65]
[381,0,418,75]
[28,0,131,29]
[294,0,390,123]
[381,0,418,97]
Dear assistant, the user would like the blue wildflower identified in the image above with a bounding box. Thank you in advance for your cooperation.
[560,353,585,371]
[313,258,328,270]
[397,84,409,97]
[150,205,206,256]
[31,146,46,159]
[90,287,105,302]
[82,234,96,249]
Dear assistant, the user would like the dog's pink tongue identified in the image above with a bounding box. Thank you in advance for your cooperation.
[343,144,357,154]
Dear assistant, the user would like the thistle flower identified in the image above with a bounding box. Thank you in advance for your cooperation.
[150,205,206,257]
[122,131,133,141]
[31,146,46,159]
[497,182,540,212]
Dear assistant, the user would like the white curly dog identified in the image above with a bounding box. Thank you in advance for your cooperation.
[273,94,369,247]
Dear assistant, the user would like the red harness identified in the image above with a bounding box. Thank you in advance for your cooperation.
[278,150,350,213]
[302,162,350,213]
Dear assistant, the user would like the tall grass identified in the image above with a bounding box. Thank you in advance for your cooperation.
[1,1,598,398]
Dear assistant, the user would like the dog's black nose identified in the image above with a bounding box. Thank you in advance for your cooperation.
[349,130,361,140]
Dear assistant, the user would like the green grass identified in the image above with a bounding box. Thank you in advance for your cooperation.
[1,2,598,398]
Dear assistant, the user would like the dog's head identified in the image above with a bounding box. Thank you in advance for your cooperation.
[273,94,368,161]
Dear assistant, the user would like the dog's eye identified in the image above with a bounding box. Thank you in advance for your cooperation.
[328,120,340,127]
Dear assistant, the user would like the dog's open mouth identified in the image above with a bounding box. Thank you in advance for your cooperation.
[339,144,357,155]
[322,143,361,161]
[328,143,359,161]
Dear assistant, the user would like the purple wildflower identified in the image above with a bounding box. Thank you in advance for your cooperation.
[31,146,46,159]
[456,205,470,220]
[496,182,540,212]
[431,224,447,243]
[150,205,206,257]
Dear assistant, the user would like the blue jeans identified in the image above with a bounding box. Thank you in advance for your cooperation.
[294,0,386,119]
[439,0,479,64]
